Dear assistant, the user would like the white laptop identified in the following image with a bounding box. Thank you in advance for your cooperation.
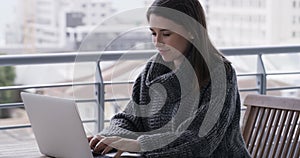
[21,92,140,158]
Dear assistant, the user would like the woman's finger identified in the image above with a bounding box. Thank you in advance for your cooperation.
[89,135,105,149]
[87,136,92,141]
[101,136,122,144]
[109,138,141,152]
[89,138,99,149]
[113,150,124,158]
[93,136,122,153]
[101,146,114,155]
[94,141,108,153]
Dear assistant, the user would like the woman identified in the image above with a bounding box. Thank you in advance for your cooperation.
[89,0,251,157]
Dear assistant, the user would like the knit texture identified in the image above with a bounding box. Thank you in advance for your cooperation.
[100,54,251,158]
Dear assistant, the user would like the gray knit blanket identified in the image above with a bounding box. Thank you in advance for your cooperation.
[100,54,251,158]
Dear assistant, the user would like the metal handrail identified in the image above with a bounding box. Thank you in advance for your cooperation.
[220,45,300,55]
[0,45,300,132]
[1,45,300,66]
[0,50,156,66]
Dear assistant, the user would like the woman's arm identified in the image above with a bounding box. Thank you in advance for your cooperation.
[137,67,242,157]
[98,74,145,139]
[99,105,143,139]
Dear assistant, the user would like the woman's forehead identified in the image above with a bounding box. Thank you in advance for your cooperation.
[149,14,187,34]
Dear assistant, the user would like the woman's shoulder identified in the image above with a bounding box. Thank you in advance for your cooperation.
[146,53,161,64]
[222,60,238,87]
[137,54,158,76]
[143,53,160,70]
[224,60,234,75]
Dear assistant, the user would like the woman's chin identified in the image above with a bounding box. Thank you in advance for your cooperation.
[160,55,173,62]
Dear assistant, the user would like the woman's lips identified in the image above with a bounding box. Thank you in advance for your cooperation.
[158,48,170,54]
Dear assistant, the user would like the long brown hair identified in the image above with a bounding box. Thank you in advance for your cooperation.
[147,0,229,87]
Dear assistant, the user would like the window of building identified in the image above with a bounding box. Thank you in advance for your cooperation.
[293,15,296,24]
[38,39,43,44]
[260,15,266,23]
[262,30,266,36]
[293,1,296,8]
[292,31,296,37]
[253,15,258,23]
[231,0,235,6]
[261,0,266,7]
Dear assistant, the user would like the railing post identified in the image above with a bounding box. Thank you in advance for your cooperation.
[95,61,105,133]
[257,54,267,94]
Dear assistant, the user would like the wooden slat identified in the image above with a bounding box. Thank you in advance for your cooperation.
[294,135,300,157]
[248,107,264,153]
[259,108,276,156]
[276,111,294,158]
[0,140,48,158]
[289,116,300,158]
[270,110,287,158]
[242,104,252,141]
[262,109,281,158]
[243,106,259,147]
[243,94,300,158]
[282,111,299,157]
[252,108,270,157]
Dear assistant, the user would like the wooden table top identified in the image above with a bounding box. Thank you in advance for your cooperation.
[0,140,49,158]
[0,127,49,158]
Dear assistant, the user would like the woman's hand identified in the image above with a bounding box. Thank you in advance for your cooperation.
[88,135,107,153]
[89,136,141,158]
[102,136,141,153]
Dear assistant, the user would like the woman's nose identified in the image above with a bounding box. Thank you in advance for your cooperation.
[154,35,163,47]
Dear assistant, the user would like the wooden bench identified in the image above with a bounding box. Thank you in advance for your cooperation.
[242,94,300,158]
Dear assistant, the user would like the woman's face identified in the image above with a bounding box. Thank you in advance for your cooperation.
[149,14,191,65]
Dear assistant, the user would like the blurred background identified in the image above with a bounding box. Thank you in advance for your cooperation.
[0,0,299,143]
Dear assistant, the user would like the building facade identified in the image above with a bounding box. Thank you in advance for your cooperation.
[206,0,300,47]
[5,0,116,48]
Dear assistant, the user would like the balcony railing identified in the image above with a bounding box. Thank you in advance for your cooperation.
[0,45,300,132]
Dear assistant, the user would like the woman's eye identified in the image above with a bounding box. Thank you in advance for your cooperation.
[162,31,172,36]
[150,32,171,36]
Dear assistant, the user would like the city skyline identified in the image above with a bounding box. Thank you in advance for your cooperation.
[0,0,146,45]
[1,0,300,48]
